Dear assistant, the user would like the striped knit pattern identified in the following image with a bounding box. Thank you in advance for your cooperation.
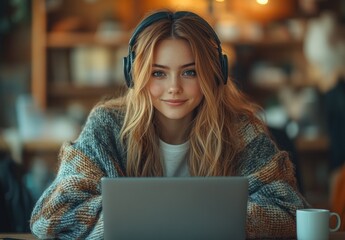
[30,104,309,239]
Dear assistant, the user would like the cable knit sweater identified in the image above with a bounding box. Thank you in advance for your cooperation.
[30,104,309,239]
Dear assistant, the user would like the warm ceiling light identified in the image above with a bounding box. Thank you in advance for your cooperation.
[216,0,225,2]
[256,0,269,5]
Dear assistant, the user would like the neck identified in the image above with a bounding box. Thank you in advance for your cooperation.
[156,116,192,145]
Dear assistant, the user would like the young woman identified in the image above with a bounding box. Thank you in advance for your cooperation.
[30,10,309,239]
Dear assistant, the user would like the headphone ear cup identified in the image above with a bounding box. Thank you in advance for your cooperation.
[123,51,135,88]
[123,56,131,88]
[221,54,228,85]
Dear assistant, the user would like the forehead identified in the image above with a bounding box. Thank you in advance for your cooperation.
[153,38,194,65]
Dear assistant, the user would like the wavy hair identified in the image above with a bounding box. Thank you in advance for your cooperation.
[107,10,264,177]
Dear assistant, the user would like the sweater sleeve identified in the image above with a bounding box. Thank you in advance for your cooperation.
[30,106,125,240]
[238,124,310,239]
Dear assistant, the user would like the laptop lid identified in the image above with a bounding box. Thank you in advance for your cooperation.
[102,177,248,240]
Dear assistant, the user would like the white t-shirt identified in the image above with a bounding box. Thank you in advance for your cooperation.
[159,139,190,177]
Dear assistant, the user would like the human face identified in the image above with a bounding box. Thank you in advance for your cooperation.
[148,39,203,124]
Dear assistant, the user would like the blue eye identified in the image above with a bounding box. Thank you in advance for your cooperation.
[152,71,166,78]
[182,69,197,77]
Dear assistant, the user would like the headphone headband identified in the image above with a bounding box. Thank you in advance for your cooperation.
[123,11,228,88]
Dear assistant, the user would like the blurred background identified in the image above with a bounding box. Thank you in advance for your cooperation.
[1,0,345,233]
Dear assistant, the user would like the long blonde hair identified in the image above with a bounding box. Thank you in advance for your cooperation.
[107,10,264,177]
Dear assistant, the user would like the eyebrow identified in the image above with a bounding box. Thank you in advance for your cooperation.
[152,62,195,69]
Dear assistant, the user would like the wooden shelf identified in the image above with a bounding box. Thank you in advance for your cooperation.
[32,0,131,109]
[47,84,127,110]
[46,32,130,48]
[48,84,127,98]
[224,38,303,47]
[295,135,329,153]
[23,139,62,152]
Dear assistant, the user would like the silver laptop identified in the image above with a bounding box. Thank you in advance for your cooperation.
[102,177,248,240]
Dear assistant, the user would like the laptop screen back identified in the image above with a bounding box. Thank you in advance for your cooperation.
[102,177,248,240]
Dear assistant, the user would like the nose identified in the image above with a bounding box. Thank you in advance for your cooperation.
[168,74,182,94]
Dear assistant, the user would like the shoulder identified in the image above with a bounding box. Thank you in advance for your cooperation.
[88,101,125,127]
[74,100,125,145]
[68,100,127,174]
[236,117,282,175]
[237,116,267,146]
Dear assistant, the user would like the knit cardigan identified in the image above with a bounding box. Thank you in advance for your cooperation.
[30,104,309,239]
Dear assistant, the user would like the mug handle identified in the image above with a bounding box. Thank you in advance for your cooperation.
[329,212,341,232]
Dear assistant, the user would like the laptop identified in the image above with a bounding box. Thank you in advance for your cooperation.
[102,177,248,240]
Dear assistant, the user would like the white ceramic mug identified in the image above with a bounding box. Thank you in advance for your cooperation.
[296,209,341,240]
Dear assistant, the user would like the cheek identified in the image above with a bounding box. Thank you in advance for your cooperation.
[148,82,163,99]
[187,82,203,98]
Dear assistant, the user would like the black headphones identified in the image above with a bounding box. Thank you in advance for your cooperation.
[123,11,228,88]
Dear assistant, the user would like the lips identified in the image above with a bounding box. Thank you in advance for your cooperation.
[162,99,188,106]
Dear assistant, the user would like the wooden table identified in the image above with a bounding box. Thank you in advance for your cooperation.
[330,231,345,239]
[0,233,36,239]
[0,232,344,240]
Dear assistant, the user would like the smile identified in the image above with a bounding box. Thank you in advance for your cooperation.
[162,99,188,106]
